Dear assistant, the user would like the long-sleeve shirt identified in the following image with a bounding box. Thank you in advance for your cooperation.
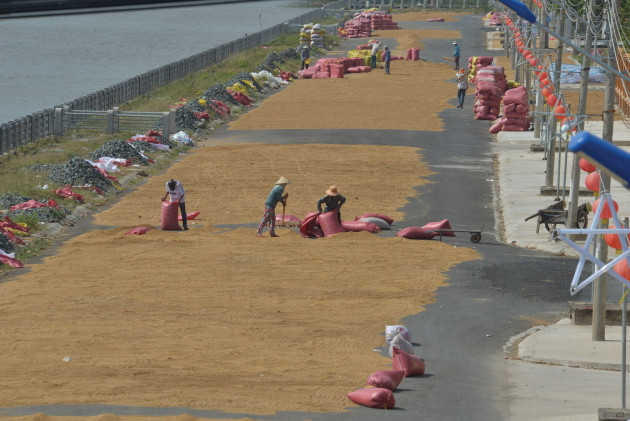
[384,49,391,62]
[453,45,460,58]
[371,43,379,56]
[301,48,310,61]
[456,72,468,89]
[317,194,346,213]
[265,184,285,208]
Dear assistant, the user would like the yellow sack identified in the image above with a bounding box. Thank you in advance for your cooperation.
[305,58,311,65]
[6,227,29,237]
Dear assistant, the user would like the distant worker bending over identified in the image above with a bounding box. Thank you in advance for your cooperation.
[317,185,346,224]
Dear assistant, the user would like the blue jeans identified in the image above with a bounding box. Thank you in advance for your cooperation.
[385,61,390,74]
[179,202,187,229]
[371,55,377,68]
[457,88,466,106]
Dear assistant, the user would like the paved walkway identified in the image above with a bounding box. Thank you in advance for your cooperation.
[496,119,630,419]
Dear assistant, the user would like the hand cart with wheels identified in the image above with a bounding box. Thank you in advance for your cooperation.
[431,225,484,243]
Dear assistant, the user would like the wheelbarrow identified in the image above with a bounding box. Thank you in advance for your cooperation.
[525,200,590,233]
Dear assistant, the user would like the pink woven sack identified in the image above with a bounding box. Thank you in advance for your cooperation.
[366,369,405,391]
[392,347,425,377]
[346,387,395,409]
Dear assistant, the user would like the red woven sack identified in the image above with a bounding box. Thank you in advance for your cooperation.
[396,227,437,240]
[0,254,24,268]
[341,220,380,233]
[300,212,320,238]
[179,211,200,221]
[346,387,395,409]
[319,211,345,237]
[160,201,181,231]
[488,118,505,134]
[355,213,394,225]
[125,226,152,235]
[392,347,425,377]
[366,369,405,391]
[422,219,455,237]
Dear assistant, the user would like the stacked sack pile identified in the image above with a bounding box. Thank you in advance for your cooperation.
[369,10,399,30]
[470,56,503,121]
[405,48,420,60]
[310,23,325,48]
[299,27,311,47]
[349,40,380,66]
[299,57,369,79]
[346,324,425,410]
[338,11,372,38]
[488,86,530,133]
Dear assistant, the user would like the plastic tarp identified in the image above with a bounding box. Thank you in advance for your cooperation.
[550,63,605,84]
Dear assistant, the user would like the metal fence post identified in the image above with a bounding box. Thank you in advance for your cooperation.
[62,105,70,136]
[112,107,120,133]
[0,124,6,155]
[54,107,63,136]
[162,112,171,140]
[106,110,114,134]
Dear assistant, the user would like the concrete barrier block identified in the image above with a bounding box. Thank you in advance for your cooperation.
[599,408,630,420]
[569,301,630,326]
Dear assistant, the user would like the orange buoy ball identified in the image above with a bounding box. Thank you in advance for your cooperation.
[584,172,600,192]
[546,94,558,107]
[538,71,548,80]
[554,105,567,119]
[540,78,550,86]
[605,226,629,250]
[614,258,630,280]
[579,158,596,173]
[529,58,538,66]
[593,198,619,219]
[518,47,524,54]
[506,18,513,25]
[542,88,552,98]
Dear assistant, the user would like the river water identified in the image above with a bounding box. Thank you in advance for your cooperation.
[0,0,314,124]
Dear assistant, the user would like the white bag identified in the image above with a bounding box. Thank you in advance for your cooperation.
[388,333,415,358]
[360,217,391,230]
[385,324,411,344]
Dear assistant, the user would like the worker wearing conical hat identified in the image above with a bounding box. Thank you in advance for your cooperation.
[317,185,346,224]
[256,176,290,237]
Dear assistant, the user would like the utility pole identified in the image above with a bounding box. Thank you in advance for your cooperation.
[566,0,594,235]
[593,32,616,341]
[545,12,565,188]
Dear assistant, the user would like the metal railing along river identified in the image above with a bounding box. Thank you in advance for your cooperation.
[0,0,489,155]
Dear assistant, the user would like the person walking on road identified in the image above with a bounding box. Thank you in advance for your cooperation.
[384,46,391,75]
[371,42,381,69]
[452,41,460,70]
[301,46,310,70]
[256,176,290,237]
[317,185,346,224]
[161,178,188,230]
[456,68,469,108]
